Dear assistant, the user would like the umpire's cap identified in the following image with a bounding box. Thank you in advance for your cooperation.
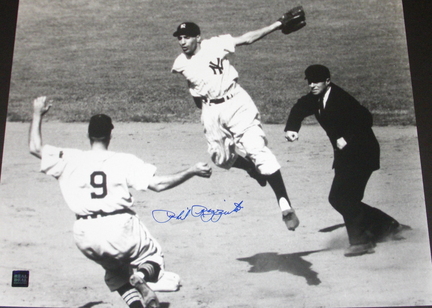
[173,22,200,37]
[304,64,331,82]
[88,114,114,138]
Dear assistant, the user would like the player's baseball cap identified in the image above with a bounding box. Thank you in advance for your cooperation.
[304,64,331,82]
[88,114,114,138]
[173,22,200,37]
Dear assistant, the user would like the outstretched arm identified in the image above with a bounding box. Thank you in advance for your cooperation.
[233,6,306,46]
[233,21,282,46]
[29,96,51,159]
[148,162,212,192]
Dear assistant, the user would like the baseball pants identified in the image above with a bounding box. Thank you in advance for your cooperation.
[201,86,281,175]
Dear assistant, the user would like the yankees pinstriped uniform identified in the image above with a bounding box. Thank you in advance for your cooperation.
[171,21,300,232]
[40,144,164,291]
[172,34,281,175]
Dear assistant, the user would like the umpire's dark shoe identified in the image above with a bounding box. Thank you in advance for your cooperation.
[375,221,412,243]
[344,242,375,257]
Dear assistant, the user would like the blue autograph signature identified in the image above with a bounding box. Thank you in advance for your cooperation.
[152,200,244,223]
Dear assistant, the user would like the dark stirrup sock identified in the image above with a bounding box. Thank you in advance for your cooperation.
[265,170,290,203]
[118,283,144,308]
[232,155,255,170]
[138,261,161,283]
[232,156,267,186]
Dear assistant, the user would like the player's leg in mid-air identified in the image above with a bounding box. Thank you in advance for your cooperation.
[201,91,299,231]
[234,126,299,231]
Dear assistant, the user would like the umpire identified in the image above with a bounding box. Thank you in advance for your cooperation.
[284,64,408,257]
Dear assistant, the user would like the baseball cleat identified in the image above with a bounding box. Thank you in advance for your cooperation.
[344,242,375,257]
[130,272,160,308]
[279,198,299,231]
[282,210,300,231]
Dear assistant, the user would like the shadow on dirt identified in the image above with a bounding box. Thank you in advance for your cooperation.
[237,249,326,286]
[318,223,346,233]
[78,302,104,308]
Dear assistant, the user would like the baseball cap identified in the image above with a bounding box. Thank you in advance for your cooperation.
[304,64,331,82]
[173,22,200,37]
[88,114,114,138]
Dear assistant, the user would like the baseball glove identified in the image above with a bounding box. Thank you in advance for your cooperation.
[278,6,306,35]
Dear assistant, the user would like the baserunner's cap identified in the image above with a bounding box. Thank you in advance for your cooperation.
[304,64,331,82]
[173,22,200,37]
[88,114,114,138]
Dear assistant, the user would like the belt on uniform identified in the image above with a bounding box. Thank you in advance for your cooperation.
[207,81,239,104]
[209,93,234,104]
[76,208,132,220]
[208,92,236,104]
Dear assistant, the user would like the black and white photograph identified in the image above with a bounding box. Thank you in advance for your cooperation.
[1,1,432,307]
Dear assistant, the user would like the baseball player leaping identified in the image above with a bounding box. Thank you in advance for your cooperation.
[29,97,212,308]
[171,9,305,232]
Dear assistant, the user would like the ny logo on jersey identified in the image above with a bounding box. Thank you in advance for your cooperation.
[209,58,224,75]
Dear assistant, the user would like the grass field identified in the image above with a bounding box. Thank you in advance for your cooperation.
[8,0,414,125]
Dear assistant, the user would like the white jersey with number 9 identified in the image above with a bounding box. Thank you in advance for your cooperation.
[40,145,157,216]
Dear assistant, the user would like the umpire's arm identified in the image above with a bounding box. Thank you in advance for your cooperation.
[29,96,51,159]
[284,97,315,133]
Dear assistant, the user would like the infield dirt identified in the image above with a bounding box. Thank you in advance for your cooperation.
[1,122,431,308]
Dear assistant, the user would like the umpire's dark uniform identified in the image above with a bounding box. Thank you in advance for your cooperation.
[285,74,399,246]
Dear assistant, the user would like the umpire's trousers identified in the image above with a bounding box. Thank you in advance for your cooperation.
[328,165,397,245]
